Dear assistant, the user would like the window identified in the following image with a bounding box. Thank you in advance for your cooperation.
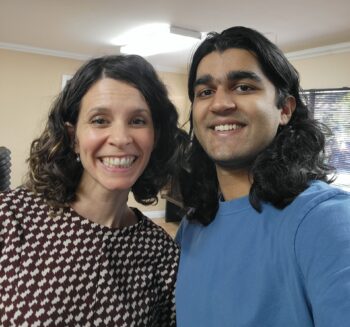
[303,88,350,191]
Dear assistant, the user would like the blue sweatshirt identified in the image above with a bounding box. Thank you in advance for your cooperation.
[176,181,350,327]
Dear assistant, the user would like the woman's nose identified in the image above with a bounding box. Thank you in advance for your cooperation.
[108,124,133,147]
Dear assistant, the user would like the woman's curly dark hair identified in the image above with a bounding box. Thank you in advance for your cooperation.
[26,54,183,207]
[180,26,335,225]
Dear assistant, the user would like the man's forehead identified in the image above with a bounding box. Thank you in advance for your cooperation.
[195,49,263,79]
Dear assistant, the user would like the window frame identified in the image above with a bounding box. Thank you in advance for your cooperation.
[302,87,350,191]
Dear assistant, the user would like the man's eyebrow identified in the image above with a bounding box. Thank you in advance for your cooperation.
[193,74,213,88]
[193,71,262,89]
[227,70,262,82]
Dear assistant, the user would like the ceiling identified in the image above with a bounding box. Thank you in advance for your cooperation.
[1,0,350,73]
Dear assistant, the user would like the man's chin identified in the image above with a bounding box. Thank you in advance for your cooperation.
[212,155,256,170]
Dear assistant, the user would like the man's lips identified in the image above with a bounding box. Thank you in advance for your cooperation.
[213,123,245,132]
[209,119,247,131]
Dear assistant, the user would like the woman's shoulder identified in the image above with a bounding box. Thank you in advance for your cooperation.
[133,208,179,249]
[1,187,43,209]
[0,188,40,247]
[1,187,28,210]
[0,187,47,225]
[1,186,37,201]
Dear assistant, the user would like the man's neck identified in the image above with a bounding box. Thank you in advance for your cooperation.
[216,166,252,201]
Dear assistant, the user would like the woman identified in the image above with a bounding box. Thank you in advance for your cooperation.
[0,55,183,326]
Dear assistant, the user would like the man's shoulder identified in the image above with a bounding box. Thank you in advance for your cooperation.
[285,181,350,230]
[294,182,350,271]
[294,181,349,210]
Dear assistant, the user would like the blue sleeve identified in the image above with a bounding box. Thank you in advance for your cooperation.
[295,193,350,327]
[175,218,187,246]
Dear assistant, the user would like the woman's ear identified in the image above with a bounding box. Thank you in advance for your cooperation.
[64,122,77,152]
[279,96,296,126]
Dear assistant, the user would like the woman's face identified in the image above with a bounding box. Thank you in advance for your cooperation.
[73,78,155,193]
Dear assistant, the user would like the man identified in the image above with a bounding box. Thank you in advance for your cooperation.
[175,26,350,327]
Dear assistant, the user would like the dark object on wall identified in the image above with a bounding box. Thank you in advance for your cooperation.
[161,178,184,223]
[162,194,184,223]
[0,147,11,192]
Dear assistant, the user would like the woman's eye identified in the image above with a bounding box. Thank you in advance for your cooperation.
[91,117,109,125]
[131,117,146,126]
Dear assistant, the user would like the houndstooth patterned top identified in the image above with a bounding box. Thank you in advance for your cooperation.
[0,188,179,327]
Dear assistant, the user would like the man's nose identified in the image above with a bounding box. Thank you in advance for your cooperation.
[210,88,236,113]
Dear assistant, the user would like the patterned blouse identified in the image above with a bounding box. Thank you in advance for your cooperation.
[0,188,179,326]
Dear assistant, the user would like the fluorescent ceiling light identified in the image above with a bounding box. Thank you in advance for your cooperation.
[111,23,203,57]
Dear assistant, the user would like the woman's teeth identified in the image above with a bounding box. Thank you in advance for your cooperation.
[102,156,136,168]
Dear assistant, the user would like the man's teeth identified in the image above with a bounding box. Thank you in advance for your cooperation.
[214,124,242,131]
[102,156,136,168]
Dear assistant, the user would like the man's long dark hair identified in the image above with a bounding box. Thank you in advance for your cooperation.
[180,26,335,225]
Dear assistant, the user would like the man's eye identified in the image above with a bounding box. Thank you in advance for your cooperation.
[236,84,253,92]
[197,89,213,97]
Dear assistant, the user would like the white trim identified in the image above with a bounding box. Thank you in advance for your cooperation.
[0,42,91,61]
[153,64,187,74]
[286,42,350,61]
[142,210,165,219]
[1,40,350,70]
[0,41,187,73]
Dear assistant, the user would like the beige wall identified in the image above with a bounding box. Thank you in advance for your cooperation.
[2,47,349,214]
[290,51,350,89]
[0,48,189,214]
[0,48,83,187]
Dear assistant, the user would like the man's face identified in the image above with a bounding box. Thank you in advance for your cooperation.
[192,48,292,171]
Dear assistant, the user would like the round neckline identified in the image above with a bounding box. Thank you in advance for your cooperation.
[65,205,146,235]
[217,195,251,215]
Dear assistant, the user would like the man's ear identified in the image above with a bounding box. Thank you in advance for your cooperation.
[279,96,296,126]
[64,122,78,152]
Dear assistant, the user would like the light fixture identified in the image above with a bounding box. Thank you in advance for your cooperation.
[111,23,203,57]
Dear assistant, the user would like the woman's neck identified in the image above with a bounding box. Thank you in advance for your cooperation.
[71,183,138,229]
